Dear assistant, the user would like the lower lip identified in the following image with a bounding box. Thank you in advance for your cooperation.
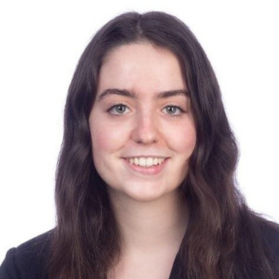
[122,158,169,175]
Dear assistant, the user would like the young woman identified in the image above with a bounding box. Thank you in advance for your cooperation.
[1,11,278,279]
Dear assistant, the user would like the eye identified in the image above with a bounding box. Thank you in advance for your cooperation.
[108,104,131,115]
[162,105,184,116]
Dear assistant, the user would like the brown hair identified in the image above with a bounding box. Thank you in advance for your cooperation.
[49,11,279,279]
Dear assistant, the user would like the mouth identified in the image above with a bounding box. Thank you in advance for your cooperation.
[126,157,167,167]
[122,156,169,175]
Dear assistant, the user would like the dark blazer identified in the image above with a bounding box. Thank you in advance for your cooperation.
[1,225,279,279]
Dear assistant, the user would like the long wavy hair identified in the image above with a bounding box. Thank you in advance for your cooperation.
[49,11,279,279]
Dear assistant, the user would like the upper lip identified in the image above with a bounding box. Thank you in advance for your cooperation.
[123,155,169,158]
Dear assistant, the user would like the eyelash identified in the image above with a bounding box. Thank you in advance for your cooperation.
[107,103,131,116]
[107,103,186,117]
[162,105,186,116]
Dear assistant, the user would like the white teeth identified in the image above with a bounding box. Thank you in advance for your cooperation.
[127,157,166,167]
[146,157,153,167]
[139,157,146,167]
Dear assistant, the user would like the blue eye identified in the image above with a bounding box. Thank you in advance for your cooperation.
[163,105,184,115]
[108,104,130,115]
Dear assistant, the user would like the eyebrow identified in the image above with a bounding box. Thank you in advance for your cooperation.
[156,89,188,99]
[97,88,188,101]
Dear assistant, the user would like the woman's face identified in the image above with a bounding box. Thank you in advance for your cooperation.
[89,43,196,202]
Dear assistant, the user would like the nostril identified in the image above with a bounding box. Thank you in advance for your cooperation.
[131,124,159,144]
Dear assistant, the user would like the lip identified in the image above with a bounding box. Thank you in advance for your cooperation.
[122,157,169,175]
[123,155,168,160]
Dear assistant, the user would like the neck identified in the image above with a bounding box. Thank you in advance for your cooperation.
[109,189,188,254]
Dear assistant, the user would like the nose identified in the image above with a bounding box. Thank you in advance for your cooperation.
[131,111,159,144]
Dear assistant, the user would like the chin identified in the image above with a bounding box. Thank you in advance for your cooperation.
[109,182,180,203]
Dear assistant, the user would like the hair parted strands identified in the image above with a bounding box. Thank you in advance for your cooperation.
[49,11,279,279]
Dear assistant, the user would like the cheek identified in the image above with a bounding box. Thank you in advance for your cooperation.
[90,118,129,155]
[167,123,196,155]
[91,125,113,155]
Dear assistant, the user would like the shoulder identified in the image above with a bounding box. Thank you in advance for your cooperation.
[0,230,53,279]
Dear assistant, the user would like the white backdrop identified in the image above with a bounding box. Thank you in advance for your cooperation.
[0,0,278,263]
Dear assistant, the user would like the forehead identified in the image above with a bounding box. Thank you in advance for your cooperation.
[97,43,186,95]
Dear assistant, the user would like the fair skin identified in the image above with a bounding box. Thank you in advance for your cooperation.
[89,43,196,279]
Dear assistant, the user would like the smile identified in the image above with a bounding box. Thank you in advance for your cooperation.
[125,157,167,168]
